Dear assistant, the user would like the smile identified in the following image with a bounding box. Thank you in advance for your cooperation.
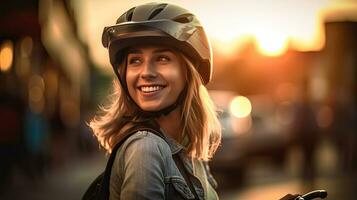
[139,85,165,93]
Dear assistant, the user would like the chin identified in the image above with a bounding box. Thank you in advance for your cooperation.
[139,104,165,112]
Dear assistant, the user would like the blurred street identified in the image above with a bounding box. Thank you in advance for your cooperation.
[218,139,357,200]
[1,138,356,200]
[0,151,106,200]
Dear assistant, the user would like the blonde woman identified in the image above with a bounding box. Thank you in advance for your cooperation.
[90,2,221,200]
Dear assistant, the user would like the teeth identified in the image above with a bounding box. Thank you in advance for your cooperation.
[141,86,162,93]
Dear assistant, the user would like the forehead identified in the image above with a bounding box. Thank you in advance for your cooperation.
[127,45,177,54]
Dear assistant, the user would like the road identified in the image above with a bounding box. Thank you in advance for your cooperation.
[0,140,356,200]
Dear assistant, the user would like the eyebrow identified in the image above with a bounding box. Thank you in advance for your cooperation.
[127,48,173,54]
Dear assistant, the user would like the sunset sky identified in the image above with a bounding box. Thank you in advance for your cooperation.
[73,0,357,72]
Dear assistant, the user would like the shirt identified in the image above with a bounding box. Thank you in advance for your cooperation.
[109,130,219,200]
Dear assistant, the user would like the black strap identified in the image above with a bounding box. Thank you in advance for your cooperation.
[173,155,200,199]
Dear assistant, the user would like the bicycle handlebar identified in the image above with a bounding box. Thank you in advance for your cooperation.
[295,190,328,200]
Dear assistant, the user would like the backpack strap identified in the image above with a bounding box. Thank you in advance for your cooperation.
[173,155,200,199]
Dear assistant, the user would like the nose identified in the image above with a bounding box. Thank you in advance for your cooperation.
[140,60,157,80]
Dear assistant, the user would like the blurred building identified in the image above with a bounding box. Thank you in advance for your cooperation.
[0,0,96,188]
[323,21,357,171]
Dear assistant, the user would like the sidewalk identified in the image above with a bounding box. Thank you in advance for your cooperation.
[0,152,106,200]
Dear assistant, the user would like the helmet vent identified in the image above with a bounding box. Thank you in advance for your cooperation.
[173,14,193,23]
[148,3,167,20]
[126,7,135,21]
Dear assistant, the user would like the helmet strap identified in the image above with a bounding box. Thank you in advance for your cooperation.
[134,85,187,119]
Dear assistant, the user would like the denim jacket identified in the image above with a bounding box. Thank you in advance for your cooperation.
[109,130,219,200]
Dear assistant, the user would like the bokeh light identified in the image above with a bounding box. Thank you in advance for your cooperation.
[0,40,14,72]
[230,96,252,118]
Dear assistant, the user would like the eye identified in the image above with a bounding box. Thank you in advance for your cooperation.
[157,55,170,63]
[128,57,142,65]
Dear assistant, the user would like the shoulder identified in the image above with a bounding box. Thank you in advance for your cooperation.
[125,130,168,148]
[110,131,170,199]
[118,130,171,159]
[111,130,172,177]
[112,130,172,180]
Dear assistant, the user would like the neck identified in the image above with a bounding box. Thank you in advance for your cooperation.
[157,108,183,142]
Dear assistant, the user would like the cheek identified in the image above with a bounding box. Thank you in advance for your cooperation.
[168,65,186,89]
[168,65,185,82]
[125,69,134,85]
[176,63,186,83]
[125,70,137,93]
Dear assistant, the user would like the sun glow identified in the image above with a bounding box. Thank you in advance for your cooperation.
[197,1,329,57]
[75,0,357,69]
[255,32,289,57]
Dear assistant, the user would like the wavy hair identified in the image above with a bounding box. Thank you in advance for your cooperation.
[89,52,221,161]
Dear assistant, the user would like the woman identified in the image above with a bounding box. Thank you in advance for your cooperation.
[90,2,221,199]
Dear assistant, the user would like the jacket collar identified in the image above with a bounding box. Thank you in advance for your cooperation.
[160,128,187,155]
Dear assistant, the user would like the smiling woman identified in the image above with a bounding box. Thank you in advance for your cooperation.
[85,2,222,200]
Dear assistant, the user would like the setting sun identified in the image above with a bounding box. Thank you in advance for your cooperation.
[196,1,328,57]
[255,32,289,56]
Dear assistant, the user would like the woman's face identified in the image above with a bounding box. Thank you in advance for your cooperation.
[125,45,186,111]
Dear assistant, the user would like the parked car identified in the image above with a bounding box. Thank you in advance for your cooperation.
[208,90,294,185]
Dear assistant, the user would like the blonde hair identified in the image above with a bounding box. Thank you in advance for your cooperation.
[89,53,221,161]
